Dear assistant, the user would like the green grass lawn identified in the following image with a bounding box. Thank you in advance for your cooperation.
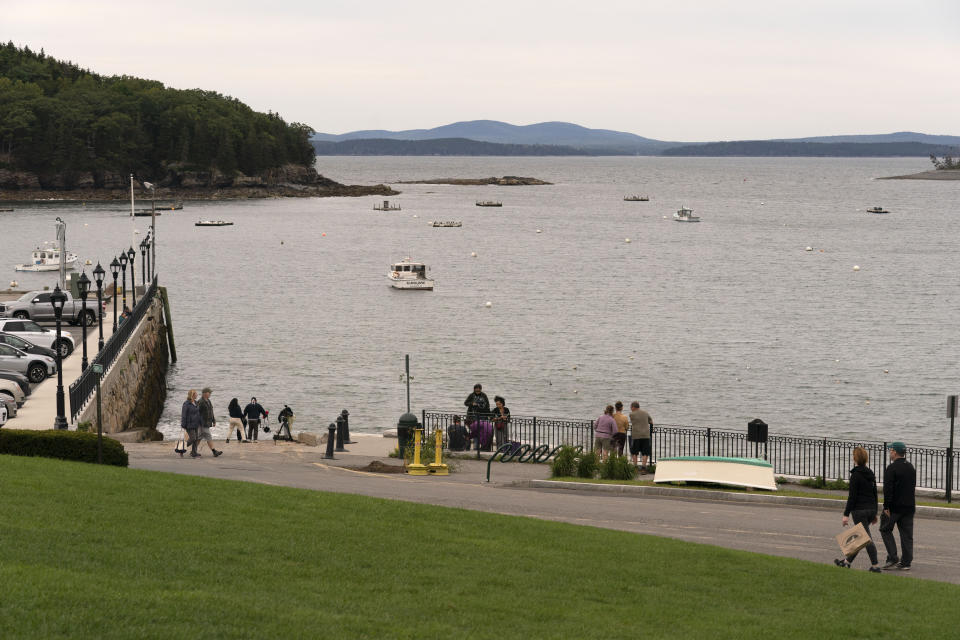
[2,455,958,639]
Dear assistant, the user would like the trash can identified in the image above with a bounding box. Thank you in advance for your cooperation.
[747,418,768,443]
[397,412,418,456]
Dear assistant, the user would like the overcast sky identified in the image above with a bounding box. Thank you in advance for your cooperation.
[6,0,959,140]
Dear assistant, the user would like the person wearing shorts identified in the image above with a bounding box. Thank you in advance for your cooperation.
[594,405,617,461]
[629,401,653,472]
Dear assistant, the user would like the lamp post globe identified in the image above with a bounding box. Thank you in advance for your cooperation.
[127,246,137,307]
[93,262,105,352]
[77,271,90,372]
[109,257,120,332]
[118,251,128,309]
[51,284,68,430]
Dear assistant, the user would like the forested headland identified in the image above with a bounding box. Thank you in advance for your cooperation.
[0,44,392,197]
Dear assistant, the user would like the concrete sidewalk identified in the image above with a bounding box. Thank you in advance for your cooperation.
[125,433,960,585]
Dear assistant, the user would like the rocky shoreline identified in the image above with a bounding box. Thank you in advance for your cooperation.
[0,163,397,200]
[394,176,552,186]
[878,169,960,180]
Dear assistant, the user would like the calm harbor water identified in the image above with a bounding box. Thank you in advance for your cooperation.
[3,156,959,446]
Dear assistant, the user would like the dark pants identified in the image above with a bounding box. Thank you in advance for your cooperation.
[246,419,260,441]
[846,509,879,565]
[880,510,914,566]
[613,432,627,456]
[185,428,199,455]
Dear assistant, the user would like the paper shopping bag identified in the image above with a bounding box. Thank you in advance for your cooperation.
[835,522,871,557]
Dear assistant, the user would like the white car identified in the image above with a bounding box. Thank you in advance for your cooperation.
[0,318,75,358]
[0,342,57,383]
[0,377,26,407]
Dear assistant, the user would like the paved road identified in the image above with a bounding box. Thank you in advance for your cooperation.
[127,437,960,585]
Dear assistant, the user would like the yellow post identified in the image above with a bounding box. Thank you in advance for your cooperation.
[407,427,429,475]
[428,427,449,475]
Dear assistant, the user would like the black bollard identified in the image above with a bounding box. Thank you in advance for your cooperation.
[335,415,347,452]
[341,409,355,444]
[323,423,337,459]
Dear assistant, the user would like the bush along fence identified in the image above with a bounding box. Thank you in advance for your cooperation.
[422,410,960,492]
[68,276,159,422]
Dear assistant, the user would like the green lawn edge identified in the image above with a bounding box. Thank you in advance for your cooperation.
[2,455,957,640]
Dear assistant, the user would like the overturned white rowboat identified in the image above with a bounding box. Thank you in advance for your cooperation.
[653,456,777,491]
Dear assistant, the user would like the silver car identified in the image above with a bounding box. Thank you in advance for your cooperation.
[0,342,57,383]
[0,318,75,358]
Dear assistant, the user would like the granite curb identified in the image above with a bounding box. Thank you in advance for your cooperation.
[522,480,960,521]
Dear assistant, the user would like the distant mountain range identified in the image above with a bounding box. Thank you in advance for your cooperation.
[311,121,960,157]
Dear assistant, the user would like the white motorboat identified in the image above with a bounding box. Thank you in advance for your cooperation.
[430,221,462,227]
[654,456,777,491]
[673,206,700,222]
[195,220,234,227]
[388,258,434,290]
[15,244,78,272]
[623,195,649,201]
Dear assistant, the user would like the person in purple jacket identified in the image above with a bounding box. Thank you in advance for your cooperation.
[594,405,617,461]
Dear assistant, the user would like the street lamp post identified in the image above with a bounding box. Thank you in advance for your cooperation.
[110,258,120,332]
[127,246,137,307]
[118,251,128,310]
[51,285,68,430]
[139,239,147,288]
[93,263,105,352]
[77,271,90,372]
[145,235,152,281]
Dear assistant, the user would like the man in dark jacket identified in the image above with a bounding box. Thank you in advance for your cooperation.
[880,441,916,570]
[463,384,490,451]
[244,397,267,442]
[197,387,222,457]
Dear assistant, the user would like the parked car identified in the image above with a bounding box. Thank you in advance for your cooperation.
[0,319,75,358]
[0,370,31,397]
[0,332,58,359]
[0,342,58,384]
[0,290,101,326]
[0,377,27,407]
[1,396,14,421]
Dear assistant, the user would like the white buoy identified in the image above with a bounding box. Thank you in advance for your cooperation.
[413,214,418,218]
[625,238,631,243]
[805,246,813,251]
[10,281,18,288]
[485,301,492,308]
[471,252,477,257]
[853,265,860,271]
[883,369,889,374]
[85,259,92,265]
[536,229,542,234]
[760,202,765,205]
[134,230,140,234]
[84,223,89,227]
[573,389,578,394]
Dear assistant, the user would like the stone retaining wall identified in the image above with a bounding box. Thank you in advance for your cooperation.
[77,297,169,438]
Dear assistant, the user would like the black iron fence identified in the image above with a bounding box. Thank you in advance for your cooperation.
[422,410,960,492]
[68,276,159,421]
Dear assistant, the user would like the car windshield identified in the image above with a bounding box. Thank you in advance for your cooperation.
[17,292,35,302]
[5,335,29,348]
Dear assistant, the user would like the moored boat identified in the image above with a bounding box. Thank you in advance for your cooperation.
[430,221,462,227]
[866,206,889,214]
[623,195,649,201]
[673,206,700,222]
[388,258,434,290]
[15,244,78,272]
[195,220,234,227]
[476,201,502,207]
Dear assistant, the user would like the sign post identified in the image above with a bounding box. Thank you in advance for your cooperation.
[93,364,104,464]
[947,395,957,503]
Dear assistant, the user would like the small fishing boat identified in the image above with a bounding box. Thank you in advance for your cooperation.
[476,201,502,207]
[430,221,462,227]
[654,456,777,491]
[373,200,402,211]
[388,258,434,290]
[866,206,889,214]
[673,206,701,222]
[133,211,161,217]
[623,195,649,202]
[195,220,234,227]
[15,244,78,272]
[0,207,14,212]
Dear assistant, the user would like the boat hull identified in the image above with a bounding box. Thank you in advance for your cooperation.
[388,277,434,290]
[654,456,777,491]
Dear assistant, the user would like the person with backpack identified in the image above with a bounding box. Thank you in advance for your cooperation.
[834,446,881,572]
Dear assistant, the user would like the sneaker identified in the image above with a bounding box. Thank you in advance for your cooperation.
[868,566,882,573]
[226,439,230,443]
[213,450,223,457]
[895,563,911,571]
[882,559,899,569]
[834,558,851,568]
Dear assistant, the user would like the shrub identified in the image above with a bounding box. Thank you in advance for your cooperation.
[0,429,128,467]
[77,421,92,433]
[577,451,600,478]
[549,445,578,478]
[798,476,849,490]
[599,454,637,481]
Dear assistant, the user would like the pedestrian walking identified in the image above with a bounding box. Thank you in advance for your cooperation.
[629,402,653,471]
[226,397,246,443]
[243,397,267,442]
[197,387,223,457]
[612,401,629,456]
[880,441,916,570]
[181,389,202,458]
[492,395,511,448]
[834,446,881,572]
[594,405,617,461]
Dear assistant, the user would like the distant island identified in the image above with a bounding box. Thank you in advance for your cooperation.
[661,140,960,158]
[0,44,392,199]
[313,138,589,156]
[394,176,551,186]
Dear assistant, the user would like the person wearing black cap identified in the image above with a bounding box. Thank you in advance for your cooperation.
[880,441,916,570]
[243,397,267,442]
[464,384,490,450]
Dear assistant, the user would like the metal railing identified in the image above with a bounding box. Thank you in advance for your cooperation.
[68,276,159,421]
[422,410,960,492]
